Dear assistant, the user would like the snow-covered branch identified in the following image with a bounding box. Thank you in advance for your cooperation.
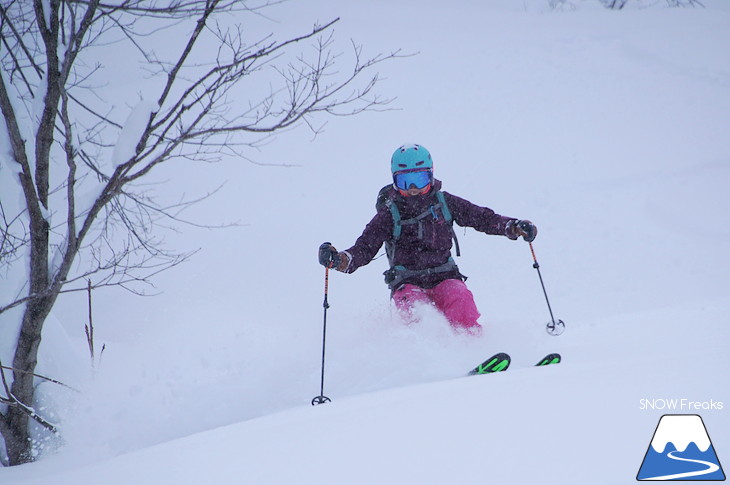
[0,359,58,434]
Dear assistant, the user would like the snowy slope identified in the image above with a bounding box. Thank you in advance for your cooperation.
[6,300,730,484]
[3,0,730,483]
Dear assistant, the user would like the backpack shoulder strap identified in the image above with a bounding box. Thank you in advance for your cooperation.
[435,190,452,223]
[388,199,402,239]
[436,191,460,257]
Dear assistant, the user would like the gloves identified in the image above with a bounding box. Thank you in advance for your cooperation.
[318,242,349,271]
[510,220,537,242]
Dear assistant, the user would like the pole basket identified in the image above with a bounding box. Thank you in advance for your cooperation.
[546,319,565,336]
[311,395,331,406]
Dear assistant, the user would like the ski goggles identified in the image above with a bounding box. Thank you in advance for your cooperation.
[393,169,432,190]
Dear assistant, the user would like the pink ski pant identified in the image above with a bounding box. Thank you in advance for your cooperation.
[392,279,482,332]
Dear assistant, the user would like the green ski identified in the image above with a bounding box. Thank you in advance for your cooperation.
[535,353,561,366]
[468,352,561,376]
[468,352,511,375]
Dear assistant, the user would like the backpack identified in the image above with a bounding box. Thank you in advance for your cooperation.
[375,185,462,289]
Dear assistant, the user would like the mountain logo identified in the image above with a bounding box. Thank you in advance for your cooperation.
[637,414,725,481]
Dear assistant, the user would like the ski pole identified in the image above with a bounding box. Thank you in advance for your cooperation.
[528,242,565,336]
[312,266,332,405]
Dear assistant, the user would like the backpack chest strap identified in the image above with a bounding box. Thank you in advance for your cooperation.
[398,202,447,239]
[391,201,449,239]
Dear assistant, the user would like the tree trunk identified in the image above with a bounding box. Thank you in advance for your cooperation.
[2,170,53,465]
[3,292,57,464]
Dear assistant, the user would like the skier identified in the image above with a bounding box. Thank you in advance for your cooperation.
[318,143,537,335]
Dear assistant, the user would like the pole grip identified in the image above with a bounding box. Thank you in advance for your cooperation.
[323,266,330,309]
[529,242,540,268]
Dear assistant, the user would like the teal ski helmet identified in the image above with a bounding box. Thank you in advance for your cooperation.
[390,143,433,174]
[391,144,434,191]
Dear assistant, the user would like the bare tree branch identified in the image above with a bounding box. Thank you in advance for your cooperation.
[0,0,401,465]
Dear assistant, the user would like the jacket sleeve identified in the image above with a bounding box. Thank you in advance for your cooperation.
[342,209,392,273]
[444,192,520,239]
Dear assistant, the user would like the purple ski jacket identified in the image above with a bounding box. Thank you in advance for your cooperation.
[342,180,520,289]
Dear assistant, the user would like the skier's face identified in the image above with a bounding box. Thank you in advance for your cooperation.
[405,185,429,196]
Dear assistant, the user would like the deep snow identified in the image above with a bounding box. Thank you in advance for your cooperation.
[2,0,729,484]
